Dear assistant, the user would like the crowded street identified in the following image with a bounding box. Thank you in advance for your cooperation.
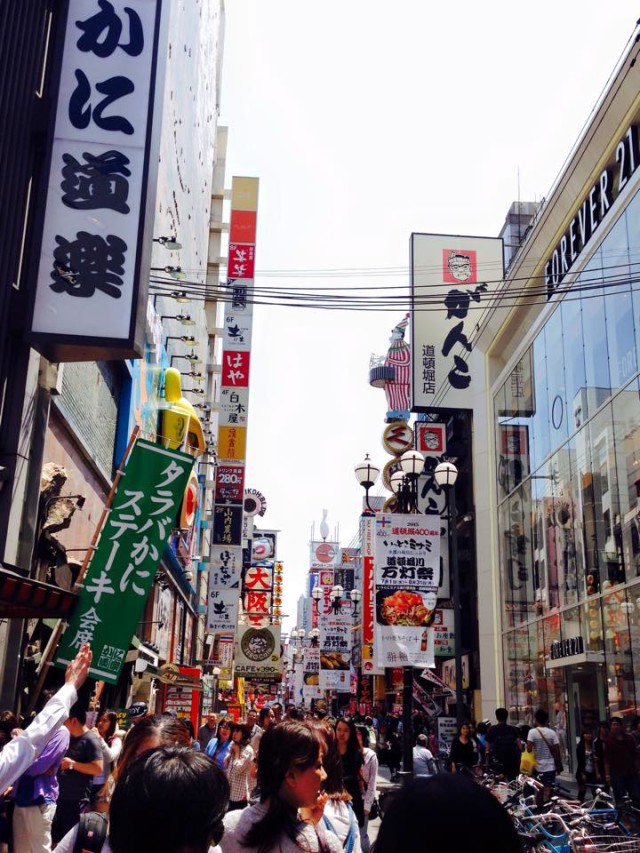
[2,1,640,850]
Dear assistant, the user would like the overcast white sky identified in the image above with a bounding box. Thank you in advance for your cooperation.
[219,2,637,629]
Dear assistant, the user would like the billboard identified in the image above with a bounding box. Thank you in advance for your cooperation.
[411,233,504,411]
[55,440,193,683]
[374,513,440,668]
[234,624,282,678]
[29,0,168,361]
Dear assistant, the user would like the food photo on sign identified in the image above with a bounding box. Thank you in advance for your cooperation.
[376,588,437,627]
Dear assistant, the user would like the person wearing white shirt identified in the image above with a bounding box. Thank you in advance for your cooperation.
[413,734,436,777]
[0,644,91,793]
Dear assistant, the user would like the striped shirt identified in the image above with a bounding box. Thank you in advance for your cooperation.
[527,726,559,772]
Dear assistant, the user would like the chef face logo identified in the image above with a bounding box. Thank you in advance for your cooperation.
[443,249,477,283]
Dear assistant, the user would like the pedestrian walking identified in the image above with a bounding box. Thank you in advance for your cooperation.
[225,723,254,810]
[11,722,68,852]
[90,712,122,806]
[198,713,218,752]
[446,722,479,774]
[205,719,233,770]
[576,730,600,802]
[604,717,640,807]
[52,705,103,843]
[221,720,342,853]
[527,708,561,805]
[485,707,522,780]
[335,718,365,827]
[316,725,361,853]
[52,714,191,852]
[109,747,229,853]
[355,725,378,853]
[412,733,435,777]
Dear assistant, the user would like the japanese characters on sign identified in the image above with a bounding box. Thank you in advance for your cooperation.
[309,540,340,570]
[414,422,450,598]
[432,608,455,656]
[210,177,259,635]
[55,440,193,684]
[411,233,504,411]
[30,0,168,360]
[374,513,440,668]
[207,588,240,633]
[205,546,242,589]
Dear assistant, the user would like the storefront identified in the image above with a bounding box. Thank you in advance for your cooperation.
[476,36,640,775]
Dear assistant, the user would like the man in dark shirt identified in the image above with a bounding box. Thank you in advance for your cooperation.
[604,717,640,807]
[52,704,102,843]
[197,713,218,751]
[486,707,522,780]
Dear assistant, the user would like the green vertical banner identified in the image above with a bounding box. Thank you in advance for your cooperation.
[55,440,194,685]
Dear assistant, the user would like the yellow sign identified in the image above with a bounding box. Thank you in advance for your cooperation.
[218,426,247,461]
[382,422,413,456]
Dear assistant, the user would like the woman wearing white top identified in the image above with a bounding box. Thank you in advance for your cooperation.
[356,725,378,853]
[90,712,123,804]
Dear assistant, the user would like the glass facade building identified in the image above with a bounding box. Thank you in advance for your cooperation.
[492,129,640,771]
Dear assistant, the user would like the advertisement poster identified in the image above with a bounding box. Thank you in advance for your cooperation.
[374,513,440,668]
[433,608,455,656]
[234,624,282,678]
[206,546,242,589]
[319,610,352,692]
[207,588,240,633]
[55,440,193,684]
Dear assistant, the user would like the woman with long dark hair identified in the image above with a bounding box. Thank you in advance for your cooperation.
[221,720,341,853]
[446,722,478,774]
[225,722,255,810]
[90,711,122,805]
[206,719,233,770]
[334,718,364,827]
[313,724,361,852]
[53,714,191,852]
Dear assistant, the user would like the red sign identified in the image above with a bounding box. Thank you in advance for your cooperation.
[221,351,250,388]
[215,465,245,503]
[362,556,374,645]
[230,210,257,244]
[228,243,255,279]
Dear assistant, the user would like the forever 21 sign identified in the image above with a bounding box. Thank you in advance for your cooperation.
[545,124,639,299]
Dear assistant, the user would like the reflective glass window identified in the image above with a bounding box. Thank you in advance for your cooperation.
[545,307,569,444]
[530,331,550,472]
[604,215,637,390]
[612,379,640,578]
[579,248,611,410]
[561,291,587,432]
[625,191,640,372]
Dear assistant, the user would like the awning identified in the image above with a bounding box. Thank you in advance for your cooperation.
[0,565,78,619]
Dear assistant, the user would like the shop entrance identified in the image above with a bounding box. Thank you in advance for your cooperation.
[566,663,607,770]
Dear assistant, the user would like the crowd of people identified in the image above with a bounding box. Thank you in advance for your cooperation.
[2,650,640,852]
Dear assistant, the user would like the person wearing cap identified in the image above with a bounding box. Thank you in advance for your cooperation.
[413,734,435,777]
[126,702,148,727]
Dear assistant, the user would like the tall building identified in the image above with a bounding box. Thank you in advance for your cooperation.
[475,25,640,771]
[0,0,227,711]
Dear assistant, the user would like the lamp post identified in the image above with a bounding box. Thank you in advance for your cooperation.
[434,461,464,728]
[394,449,425,780]
[212,665,221,713]
[354,454,381,516]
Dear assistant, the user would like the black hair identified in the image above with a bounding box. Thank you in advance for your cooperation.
[314,723,345,796]
[69,702,87,726]
[231,721,253,746]
[98,711,118,741]
[109,747,229,853]
[374,775,521,853]
[181,718,195,740]
[242,721,322,853]
[335,717,361,765]
[495,707,508,723]
[259,706,273,726]
[534,708,549,726]
[356,724,370,749]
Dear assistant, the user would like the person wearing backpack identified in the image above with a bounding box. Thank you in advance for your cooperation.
[485,708,522,780]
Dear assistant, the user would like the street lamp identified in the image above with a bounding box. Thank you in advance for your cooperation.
[311,586,323,611]
[165,335,197,349]
[350,588,362,618]
[434,460,464,727]
[330,585,344,614]
[153,235,183,251]
[309,627,320,646]
[160,314,196,326]
[397,449,425,513]
[151,265,186,280]
[354,454,381,516]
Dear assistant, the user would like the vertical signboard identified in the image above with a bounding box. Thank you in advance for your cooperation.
[209,177,259,636]
[374,513,440,668]
[55,440,194,683]
[29,0,169,361]
[319,609,352,692]
[411,233,504,411]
